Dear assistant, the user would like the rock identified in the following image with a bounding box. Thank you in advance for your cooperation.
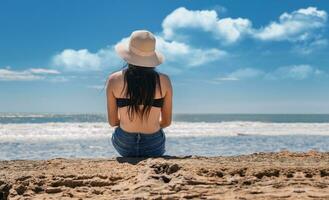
[16,176,31,182]
[0,183,11,200]
[151,163,180,175]
[50,179,84,188]
[161,175,171,183]
[31,185,44,193]
[167,164,180,174]
[45,187,62,194]
[15,185,26,195]
[88,180,113,187]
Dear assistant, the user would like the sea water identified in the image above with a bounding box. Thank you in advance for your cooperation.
[1,113,329,160]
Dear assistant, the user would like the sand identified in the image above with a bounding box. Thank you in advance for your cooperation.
[1,150,329,200]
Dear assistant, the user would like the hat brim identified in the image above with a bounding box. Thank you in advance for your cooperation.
[115,42,164,67]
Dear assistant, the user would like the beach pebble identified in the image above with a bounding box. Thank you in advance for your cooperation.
[168,164,180,174]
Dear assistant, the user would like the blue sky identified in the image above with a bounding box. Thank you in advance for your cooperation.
[1,0,329,113]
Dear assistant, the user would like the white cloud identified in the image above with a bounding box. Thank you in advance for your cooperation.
[293,38,328,54]
[216,68,264,81]
[53,49,100,71]
[0,68,43,81]
[28,68,60,74]
[267,65,325,80]
[0,67,61,81]
[52,48,121,71]
[216,65,325,82]
[254,7,327,41]
[162,7,252,43]
[155,36,226,68]
[162,7,217,39]
[162,7,327,44]
[216,18,252,43]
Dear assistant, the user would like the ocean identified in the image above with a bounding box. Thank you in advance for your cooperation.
[1,113,329,160]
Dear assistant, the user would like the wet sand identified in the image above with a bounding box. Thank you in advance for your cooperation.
[1,150,329,200]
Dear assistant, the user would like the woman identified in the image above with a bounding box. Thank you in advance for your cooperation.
[106,30,173,157]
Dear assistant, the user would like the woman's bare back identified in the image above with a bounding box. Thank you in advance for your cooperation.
[107,70,173,133]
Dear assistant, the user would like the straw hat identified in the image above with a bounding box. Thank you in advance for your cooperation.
[115,30,165,67]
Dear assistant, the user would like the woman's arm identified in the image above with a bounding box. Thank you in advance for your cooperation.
[160,74,173,128]
[106,75,120,127]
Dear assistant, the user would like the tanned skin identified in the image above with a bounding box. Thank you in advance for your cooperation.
[106,70,173,133]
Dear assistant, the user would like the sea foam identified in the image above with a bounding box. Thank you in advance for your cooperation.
[1,121,329,142]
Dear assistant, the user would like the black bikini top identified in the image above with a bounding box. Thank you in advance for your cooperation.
[116,98,164,108]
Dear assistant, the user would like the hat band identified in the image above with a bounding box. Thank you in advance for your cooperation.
[129,45,155,57]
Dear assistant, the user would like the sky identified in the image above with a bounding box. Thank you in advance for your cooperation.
[0,0,329,114]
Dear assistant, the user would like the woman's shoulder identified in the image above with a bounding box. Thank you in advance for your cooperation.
[108,70,124,82]
[158,72,171,83]
[158,72,172,93]
[107,70,124,91]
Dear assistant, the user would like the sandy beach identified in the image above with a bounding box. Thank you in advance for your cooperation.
[1,150,329,200]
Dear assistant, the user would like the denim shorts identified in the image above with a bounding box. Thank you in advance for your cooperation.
[111,126,166,157]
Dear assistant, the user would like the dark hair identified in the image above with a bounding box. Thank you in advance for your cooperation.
[121,63,162,121]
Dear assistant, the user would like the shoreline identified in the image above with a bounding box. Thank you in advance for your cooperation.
[1,151,329,199]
